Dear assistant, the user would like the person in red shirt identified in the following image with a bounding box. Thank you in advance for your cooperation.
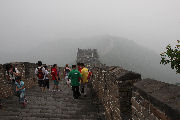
[77,63,82,84]
[87,70,92,80]
[77,63,82,73]
[51,64,59,91]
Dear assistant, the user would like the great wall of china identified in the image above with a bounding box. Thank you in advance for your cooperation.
[0,48,180,120]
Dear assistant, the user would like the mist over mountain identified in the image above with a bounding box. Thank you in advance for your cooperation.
[0,35,179,84]
[96,36,179,84]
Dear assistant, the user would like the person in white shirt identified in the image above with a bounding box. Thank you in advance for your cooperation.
[35,61,46,92]
[64,64,71,86]
[44,66,50,91]
[5,64,20,93]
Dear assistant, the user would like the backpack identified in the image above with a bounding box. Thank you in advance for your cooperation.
[37,67,44,79]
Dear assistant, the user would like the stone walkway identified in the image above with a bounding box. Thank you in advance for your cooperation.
[0,80,98,120]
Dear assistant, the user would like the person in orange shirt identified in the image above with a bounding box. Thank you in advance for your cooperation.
[80,63,89,97]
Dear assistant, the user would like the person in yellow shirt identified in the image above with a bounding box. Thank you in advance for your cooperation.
[80,63,89,97]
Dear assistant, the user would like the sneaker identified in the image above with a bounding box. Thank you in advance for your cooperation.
[24,98,28,103]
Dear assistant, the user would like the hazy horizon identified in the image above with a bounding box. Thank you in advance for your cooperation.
[1,0,180,53]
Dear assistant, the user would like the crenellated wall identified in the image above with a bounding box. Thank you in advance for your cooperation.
[0,62,37,99]
[77,48,180,120]
[91,66,141,120]
[77,48,102,67]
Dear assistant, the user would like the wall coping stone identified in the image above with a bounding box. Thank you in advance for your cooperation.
[134,78,180,120]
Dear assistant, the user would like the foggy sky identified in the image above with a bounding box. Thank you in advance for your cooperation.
[0,0,180,59]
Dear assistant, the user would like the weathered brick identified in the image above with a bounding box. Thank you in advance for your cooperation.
[150,104,171,120]
[132,98,142,112]
[140,99,150,110]
[141,107,150,118]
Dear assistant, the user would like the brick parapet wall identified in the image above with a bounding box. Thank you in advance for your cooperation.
[132,79,180,120]
[0,64,13,98]
[0,62,37,99]
[91,66,180,120]
[91,66,141,120]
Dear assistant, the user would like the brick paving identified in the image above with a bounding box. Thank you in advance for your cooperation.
[0,80,98,120]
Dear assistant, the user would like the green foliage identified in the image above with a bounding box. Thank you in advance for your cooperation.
[160,40,180,73]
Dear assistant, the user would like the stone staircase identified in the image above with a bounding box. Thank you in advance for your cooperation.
[0,80,98,120]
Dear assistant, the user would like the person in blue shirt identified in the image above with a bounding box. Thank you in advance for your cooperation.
[15,76,27,107]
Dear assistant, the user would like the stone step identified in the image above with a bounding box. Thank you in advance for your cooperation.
[0,81,98,119]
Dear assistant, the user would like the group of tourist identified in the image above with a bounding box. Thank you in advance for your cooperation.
[68,63,90,99]
[0,61,92,108]
[35,61,62,92]
[35,61,92,99]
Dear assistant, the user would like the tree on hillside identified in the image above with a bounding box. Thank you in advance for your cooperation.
[160,40,180,73]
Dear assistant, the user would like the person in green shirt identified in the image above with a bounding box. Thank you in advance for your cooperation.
[68,65,82,99]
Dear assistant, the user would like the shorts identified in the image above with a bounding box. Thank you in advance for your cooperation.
[19,91,25,102]
[38,80,45,87]
[67,79,71,85]
[65,76,69,82]
[54,80,59,85]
